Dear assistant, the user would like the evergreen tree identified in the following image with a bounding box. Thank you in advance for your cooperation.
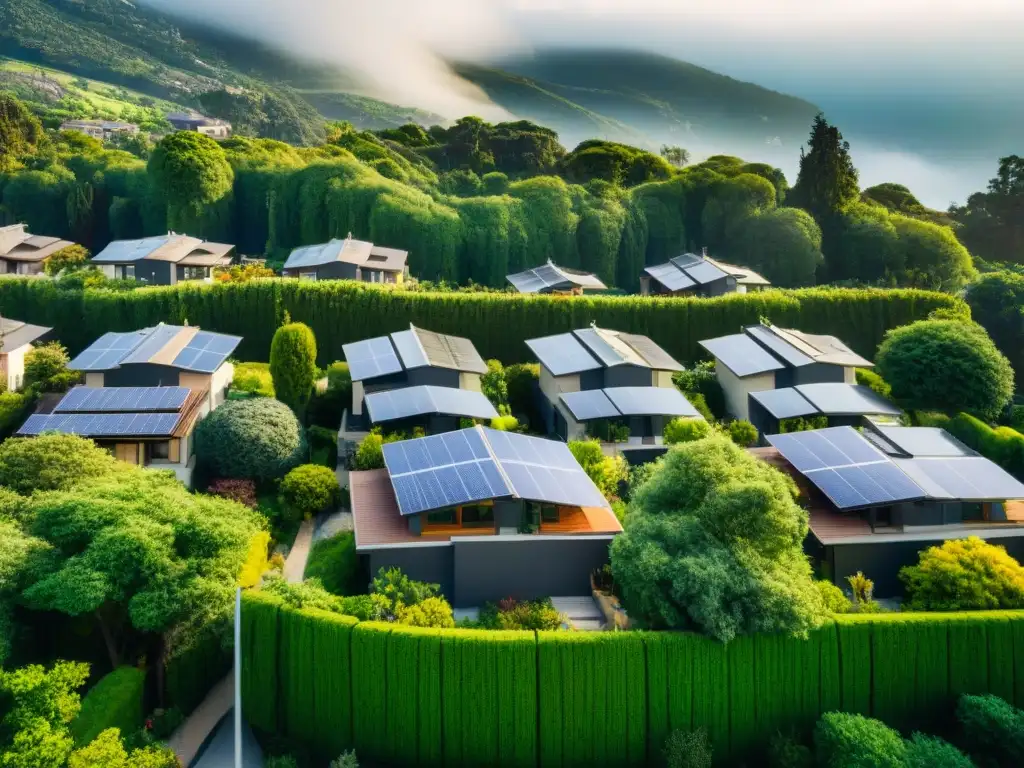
[789,114,860,221]
[269,322,318,417]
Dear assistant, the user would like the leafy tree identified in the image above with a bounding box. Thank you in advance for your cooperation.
[701,173,776,250]
[956,694,1024,765]
[481,172,510,195]
[789,114,860,221]
[890,214,976,292]
[610,435,825,640]
[68,727,179,767]
[481,359,508,408]
[664,418,711,444]
[828,203,901,284]
[725,207,823,287]
[369,567,452,626]
[147,131,233,233]
[23,342,79,393]
[813,713,905,768]
[726,420,758,447]
[900,536,1024,611]
[965,271,1024,383]
[902,733,974,768]
[440,170,483,197]
[194,398,307,482]
[279,464,339,520]
[561,140,673,186]
[567,440,628,500]
[659,145,690,168]
[0,661,88,768]
[673,361,726,419]
[950,155,1024,264]
[0,94,43,172]
[269,322,317,416]
[43,244,90,277]
[0,434,121,495]
[875,319,1014,420]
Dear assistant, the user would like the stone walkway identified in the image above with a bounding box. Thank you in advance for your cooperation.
[282,518,315,583]
[550,596,605,631]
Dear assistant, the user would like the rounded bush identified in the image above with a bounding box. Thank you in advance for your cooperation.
[956,694,1024,765]
[903,733,974,768]
[280,464,339,520]
[813,712,905,768]
[900,536,1024,611]
[304,531,358,596]
[194,398,307,482]
[0,433,121,494]
[727,420,758,447]
[664,417,711,444]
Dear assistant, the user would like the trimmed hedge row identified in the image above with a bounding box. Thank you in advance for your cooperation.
[70,666,146,747]
[240,593,1024,766]
[0,278,959,367]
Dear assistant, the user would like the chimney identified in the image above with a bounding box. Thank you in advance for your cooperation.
[701,247,708,258]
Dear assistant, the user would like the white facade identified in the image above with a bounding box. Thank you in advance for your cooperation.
[2,344,29,392]
[716,361,776,422]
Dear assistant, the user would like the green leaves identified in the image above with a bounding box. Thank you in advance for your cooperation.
[269,322,318,416]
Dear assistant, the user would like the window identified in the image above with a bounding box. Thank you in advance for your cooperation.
[540,505,560,523]
[148,441,170,461]
[121,265,135,280]
[182,266,208,281]
[426,509,456,525]
[461,505,494,528]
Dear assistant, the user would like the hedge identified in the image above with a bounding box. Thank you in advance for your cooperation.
[240,592,1024,765]
[165,627,232,716]
[943,412,1024,480]
[70,666,146,747]
[0,278,959,367]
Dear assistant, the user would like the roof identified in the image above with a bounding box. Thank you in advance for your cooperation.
[0,225,75,263]
[867,426,974,458]
[704,256,772,286]
[283,238,408,272]
[507,260,607,294]
[342,325,487,382]
[560,387,702,421]
[0,318,51,354]
[69,324,242,373]
[644,252,771,291]
[699,334,786,378]
[699,322,871,377]
[750,384,902,420]
[365,385,498,424]
[91,234,235,265]
[526,325,683,377]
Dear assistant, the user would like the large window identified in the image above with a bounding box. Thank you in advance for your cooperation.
[461,505,494,528]
[121,265,135,280]
[426,509,456,525]
[147,441,170,461]
[182,266,209,281]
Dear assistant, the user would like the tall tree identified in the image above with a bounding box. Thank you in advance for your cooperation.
[269,322,318,417]
[147,131,233,235]
[950,155,1024,264]
[659,145,690,168]
[789,114,860,221]
[0,94,43,172]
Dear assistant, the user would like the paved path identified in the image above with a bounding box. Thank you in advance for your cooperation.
[551,596,605,631]
[283,518,315,583]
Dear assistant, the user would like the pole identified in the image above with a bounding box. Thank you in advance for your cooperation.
[234,587,242,768]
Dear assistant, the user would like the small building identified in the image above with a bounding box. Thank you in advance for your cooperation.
[351,425,622,607]
[507,260,607,295]
[342,325,490,431]
[525,324,699,454]
[699,322,873,421]
[68,323,241,413]
[0,317,52,391]
[758,425,1024,596]
[641,251,771,297]
[59,120,139,141]
[167,112,232,139]
[282,236,408,283]
[91,233,235,285]
[748,383,902,437]
[16,385,207,486]
[0,224,75,276]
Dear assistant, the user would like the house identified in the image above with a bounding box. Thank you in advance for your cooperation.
[748,383,902,437]
[0,224,75,276]
[350,425,622,607]
[166,112,232,139]
[757,425,1024,596]
[16,385,207,486]
[507,260,607,295]
[59,120,140,141]
[0,317,52,391]
[282,236,408,283]
[91,233,235,285]
[699,322,873,421]
[342,325,492,432]
[68,323,241,413]
[525,324,699,456]
[641,251,771,297]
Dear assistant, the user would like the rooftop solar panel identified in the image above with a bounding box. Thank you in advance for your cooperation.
[573,328,628,367]
[524,334,602,376]
[68,331,146,371]
[343,336,403,382]
[17,412,180,437]
[699,334,786,378]
[365,385,498,423]
[532,263,567,288]
[560,390,620,421]
[874,427,972,458]
[810,463,926,509]
[171,330,241,373]
[895,457,1024,501]
[644,262,695,292]
[506,270,546,293]
[795,384,902,417]
[746,325,815,367]
[55,386,190,413]
[670,253,703,269]
[617,333,684,372]
[681,260,729,285]
[604,387,702,418]
[390,329,430,369]
[121,324,183,365]
[766,427,888,473]
[749,388,818,420]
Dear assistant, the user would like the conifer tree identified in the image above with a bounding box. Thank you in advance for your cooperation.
[789,114,860,221]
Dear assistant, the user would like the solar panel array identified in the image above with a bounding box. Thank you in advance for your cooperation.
[18,412,180,438]
[895,457,1024,501]
[507,263,567,293]
[365,385,498,423]
[645,262,695,292]
[574,327,628,367]
[560,390,620,421]
[604,387,701,417]
[685,260,729,285]
[172,331,241,373]
[699,334,786,378]
[749,388,818,419]
[670,253,703,269]
[524,334,602,376]
[746,325,815,367]
[390,329,429,369]
[122,324,184,365]
[874,427,972,458]
[55,386,190,413]
[69,332,144,371]
[343,336,403,382]
[795,384,902,417]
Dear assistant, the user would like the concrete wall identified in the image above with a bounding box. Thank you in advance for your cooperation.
[717,362,775,421]
[653,370,675,389]
[4,344,28,391]
[367,544,454,598]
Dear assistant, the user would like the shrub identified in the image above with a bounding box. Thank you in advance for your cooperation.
[481,359,508,407]
[238,531,272,589]
[0,486,27,523]
[903,733,974,768]
[369,567,448,623]
[816,580,852,614]
[727,420,758,447]
[68,729,179,768]
[264,757,299,768]
[330,751,360,768]
[855,368,892,400]
[673,361,726,419]
[663,728,712,768]
[900,536,1024,611]
[956,694,1024,765]
[489,414,519,432]
[813,712,905,768]
[279,464,340,520]
[395,596,455,628]
[780,415,829,433]
[270,322,318,415]
[194,398,307,482]
[43,243,89,276]
[567,439,628,499]
[304,532,358,596]
[206,478,258,508]
[846,571,882,613]
[479,598,564,631]
[0,392,33,437]
[664,417,711,444]
[307,362,351,429]
[504,363,540,427]
[326,361,352,401]
[686,392,716,422]
[232,362,274,397]
[0,433,120,493]
[24,342,78,393]
[353,431,387,470]
[768,732,812,768]
[69,667,145,746]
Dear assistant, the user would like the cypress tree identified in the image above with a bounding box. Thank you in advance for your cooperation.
[269,321,318,418]
[789,114,860,222]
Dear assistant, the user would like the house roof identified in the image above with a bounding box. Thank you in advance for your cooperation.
[91,234,235,266]
[342,324,487,382]
[560,387,702,421]
[507,260,607,294]
[699,322,871,378]
[750,384,902,420]
[283,237,408,272]
[69,324,242,373]
[0,318,51,354]
[644,252,771,291]
[0,224,75,263]
[526,324,683,376]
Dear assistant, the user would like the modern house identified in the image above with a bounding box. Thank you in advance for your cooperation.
[350,425,622,607]
[757,425,1024,596]
[748,383,902,437]
[282,236,409,283]
[0,318,52,391]
[167,112,232,139]
[699,322,873,421]
[68,323,241,413]
[59,120,139,141]
[525,324,699,454]
[342,325,492,432]
[641,251,771,297]
[0,224,75,276]
[507,260,607,295]
[16,385,207,486]
[91,233,234,284]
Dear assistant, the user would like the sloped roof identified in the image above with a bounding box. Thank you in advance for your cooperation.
[507,260,607,294]
[91,234,235,265]
[0,225,75,263]
[283,238,407,272]
[644,252,771,291]
[526,324,683,375]
[699,322,871,377]
[0,318,51,354]
[69,324,242,373]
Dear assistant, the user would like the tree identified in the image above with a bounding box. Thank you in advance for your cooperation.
[567,440,628,499]
[269,322,317,416]
[0,434,122,495]
[902,734,973,768]
[965,271,1024,384]
[900,536,1024,611]
[813,713,905,768]
[68,728,179,768]
[890,214,976,292]
[43,244,90,277]
[0,94,43,172]
[147,131,233,233]
[194,398,307,482]
[788,114,860,221]
[561,140,673,186]
[481,359,508,408]
[24,342,79,393]
[875,319,1014,420]
[828,203,901,284]
[660,145,690,168]
[610,435,825,640]
[949,155,1024,264]
[0,661,88,768]
[700,173,776,251]
[725,207,824,287]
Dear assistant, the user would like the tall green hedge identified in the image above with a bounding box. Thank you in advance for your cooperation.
[239,590,281,733]
[70,666,146,747]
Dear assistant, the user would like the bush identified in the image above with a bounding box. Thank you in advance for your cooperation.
[0,392,34,437]
[43,244,89,276]
[727,420,758,447]
[504,362,540,428]
[481,359,508,407]
[304,532,358,596]
[69,667,145,747]
[0,486,27,523]
[673,361,726,419]
[231,362,274,397]
[479,597,564,631]
[813,712,905,768]
[663,728,712,768]
[0,433,120,493]
[194,398,307,482]
[768,732,812,768]
[664,417,711,444]
[270,322,318,415]
[369,567,450,624]
[956,694,1024,765]
[816,580,852,614]
[307,361,351,429]
[489,414,519,431]
[24,342,78,393]
[395,596,455,628]
[942,412,1024,480]
[567,439,628,499]
[206,478,258,508]
[900,536,1024,611]
[855,368,892,400]
[279,464,340,520]
[779,415,829,433]
[330,751,360,768]
[903,733,974,768]
[353,430,405,471]
[308,425,339,467]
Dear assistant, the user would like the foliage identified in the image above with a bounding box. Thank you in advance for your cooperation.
[0,660,88,768]
[768,732,813,768]
[329,752,360,768]
[664,417,711,444]
[478,598,564,631]
[561,140,672,186]
[304,532,358,597]
[503,363,540,426]
[68,728,179,768]
[148,131,233,234]
[726,420,758,447]
[395,596,455,629]
[900,536,1024,611]
[237,531,272,590]
[725,207,823,288]
[23,342,78,393]
[816,580,852,614]
[567,439,628,499]
[481,359,508,408]
[902,733,974,768]
[270,322,318,416]
[352,430,405,471]
[231,362,274,397]
[956,694,1024,766]
[789,114,860,220]
[673,361,726,420]
[206,478,258,509]
[942,412,1024,480]
[489,415,519,432]
[194,397,307,482]
[965,271,1024,384]
[876,319,1014,420]
[813,712,905,768]
[69,667,144,747]
[0,433,120,494]
[663,728,712,768]
[369,567,447,624]
[950,155,1024,266]
[279,464,339,521]
[779,415,829,434]
[0,392,33,438]
[855,368,891,400]
[0,92,43,171]
[610,434,824,640]
[42,244,90,277]
[215,262,276,282]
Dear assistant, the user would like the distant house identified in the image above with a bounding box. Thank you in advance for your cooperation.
[282,236,409,283]
[507,260,607,295]
[756,425,1024,596]
[166,112,231,139]
[0,317,51,391]
[350,426,622,607]
[341,324,492,433]
[0,224,75,276]
[748,383,902,437]
[525,324,699,457]
[699,322,873,421]
[60,120,139,141]
[641,251,771,297]
[91,233,234,285]
[17,385,208,486]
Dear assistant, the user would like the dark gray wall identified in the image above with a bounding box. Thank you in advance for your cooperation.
[318,262,358,281]
[119,260,172,285]
[104,364,182,387]
[407,367,461,388]
[603,365,654,388]
[579,369,605,392]
[367,545,454,598]
[794,363,847,385]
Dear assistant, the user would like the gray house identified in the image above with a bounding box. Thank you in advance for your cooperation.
[526,324,698,453]
[748,383,903,437]
[342,325,492,432]
[759,425,1024,596]
[641,251,771,297]
[91,233,235,285]
[507,260,607,295]
[700,322,873,421]
[282,236,409,283]
[0,224,74,276]
[350,426,622,607]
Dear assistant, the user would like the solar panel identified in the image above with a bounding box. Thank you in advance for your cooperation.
[699,334,786,378]
[896,457,1024,501]
[122,325,183,365]
[171,330,241,373]
[391,330,430,369]
[426,387,499,420]
[532,263,568,288]
[17,412,180,437]
[746,326,815,367]
[55,386,190,413]
[525,334,602,376]
[507,269,545,293]
[617,333,683,372]
[69,331,145,371]
[681,260,729,285]
[604,387,702,418]
[644,262,695,292]
[573,328,627,367]
[795,384,902,417]
[560,390,619,421]
[343,336,403,382]
[365,385,498,423]
[670,253,703,269]
[766,427,888,473]
[874,427,972,457]
[749,388,818,420]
